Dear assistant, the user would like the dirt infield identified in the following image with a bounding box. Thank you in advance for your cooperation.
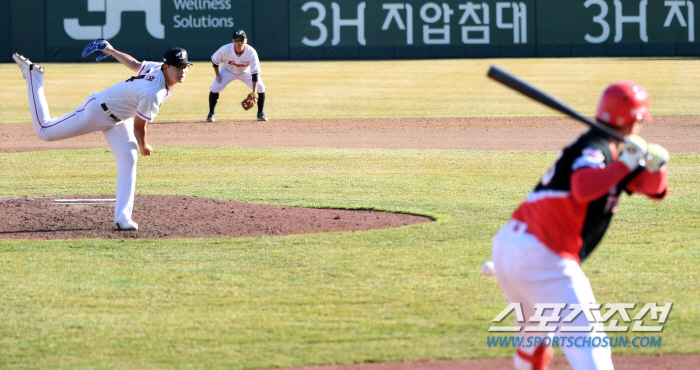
[2,116,699,153]
[2,116,698,369]
[0,195,432,239]
[259,354,700,370]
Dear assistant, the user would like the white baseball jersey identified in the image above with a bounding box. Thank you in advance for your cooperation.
[101,61,173,122]
[20,58,163,226]
[211,44,261,75]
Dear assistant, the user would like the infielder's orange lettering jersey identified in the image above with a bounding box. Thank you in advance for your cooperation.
[211,44,261,75]
[101,61,173,122]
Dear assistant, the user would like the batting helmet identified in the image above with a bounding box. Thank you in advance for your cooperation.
[595,81,652,128]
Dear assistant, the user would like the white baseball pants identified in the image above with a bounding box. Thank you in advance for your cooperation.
[23,67,139,225]
[210,67,265,93]
[492,220,615,370]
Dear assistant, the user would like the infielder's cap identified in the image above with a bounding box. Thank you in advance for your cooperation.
[163,47,193,67]
[233,30,247,39]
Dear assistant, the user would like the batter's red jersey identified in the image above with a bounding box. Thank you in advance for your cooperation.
[512,129,668,263]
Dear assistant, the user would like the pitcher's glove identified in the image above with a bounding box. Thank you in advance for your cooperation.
[241,92,259,110]
[82,38,111,62]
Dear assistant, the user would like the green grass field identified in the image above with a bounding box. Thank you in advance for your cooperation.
[1,58,699,369]
[2,58,700,123]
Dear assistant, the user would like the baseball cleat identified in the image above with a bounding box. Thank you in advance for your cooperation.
[114,219,138,231]
[257,112,268,121]
[206,113,215,122]
[12,53,44,79]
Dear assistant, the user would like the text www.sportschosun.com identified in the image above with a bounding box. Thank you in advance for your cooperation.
[487,336,662,348]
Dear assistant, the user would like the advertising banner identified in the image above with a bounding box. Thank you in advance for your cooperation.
[291,0,535,47]
[289,0,700,58]
[536,0,699,56]
[3,0,700,62]
[290,0,535,58]
[45,0,252,61]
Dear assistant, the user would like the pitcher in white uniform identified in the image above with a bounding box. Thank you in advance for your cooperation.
[12,43,191,231]
[207,29,268,122]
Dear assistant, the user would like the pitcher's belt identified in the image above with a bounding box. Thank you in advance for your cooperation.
[101,103,121,122]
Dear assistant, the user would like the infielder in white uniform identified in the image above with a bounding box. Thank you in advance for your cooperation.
[12,42,191,231]
[207,29,268,122]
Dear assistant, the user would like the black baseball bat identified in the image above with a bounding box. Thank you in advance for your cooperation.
[487,65,626,142]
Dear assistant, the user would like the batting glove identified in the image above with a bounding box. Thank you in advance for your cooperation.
[646,143,670,173]
[82,38,111,62]
[618,135,648,172]
[251,92,258,99]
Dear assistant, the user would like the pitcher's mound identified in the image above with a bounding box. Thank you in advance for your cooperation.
[0,195,433,240]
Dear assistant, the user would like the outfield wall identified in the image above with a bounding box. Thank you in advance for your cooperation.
[1,0,699,63]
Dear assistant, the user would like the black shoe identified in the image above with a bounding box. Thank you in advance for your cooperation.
[206,113,215,122]
[257,112,268,121]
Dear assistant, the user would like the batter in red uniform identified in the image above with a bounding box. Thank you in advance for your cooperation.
[492,82,669,370]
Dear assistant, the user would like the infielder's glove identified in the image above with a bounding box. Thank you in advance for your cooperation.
[82,38,111,62]
[241,92,259,110]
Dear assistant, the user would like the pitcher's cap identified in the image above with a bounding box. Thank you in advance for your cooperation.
[163,47,193,67]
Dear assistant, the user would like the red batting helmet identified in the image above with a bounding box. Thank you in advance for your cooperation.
[595,81,652,128]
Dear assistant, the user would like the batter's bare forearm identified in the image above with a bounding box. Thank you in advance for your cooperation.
[213,65,220,75]
[104,46,142,72]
